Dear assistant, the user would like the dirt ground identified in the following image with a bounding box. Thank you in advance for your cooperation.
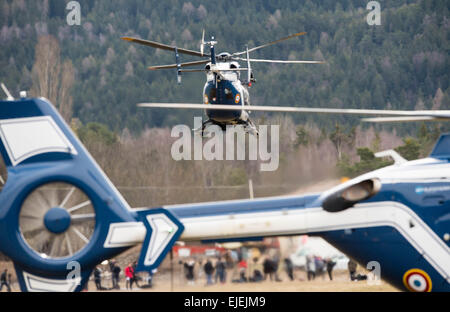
[0,259,398,292]
[85,270,399,293]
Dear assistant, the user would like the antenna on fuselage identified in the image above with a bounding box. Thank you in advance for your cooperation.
[1,83,14,100]
[209,36,217,65]
[208,36,218,86]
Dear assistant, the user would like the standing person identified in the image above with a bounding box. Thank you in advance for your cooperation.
[348,259,357,281]
[7,273,12,290]
[184,259,195,285]
[109,259,115,273]
[284,258,294,281]
[203,259,215,285]
[125,263,135,290]
[306,256,316,281]
[314,256,325,278]
[93,266,104,290]
[326,258,336,281]
[263,257,274,281]
[272,256,282,282]
[132,261,140,288]
[0,269,11,292]
[112,261,121,289]
[215,257,226,284]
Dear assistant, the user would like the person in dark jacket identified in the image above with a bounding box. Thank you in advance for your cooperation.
[203,259,215,285]
[111,261,121,289]
[326,258,336,281]
[215,257,226,284]
[184,259,196,285]
[284,258,294,281]
[132,261,140,288]
[93,266,105,290]
[263,257,274,281]
[0,269,11,292]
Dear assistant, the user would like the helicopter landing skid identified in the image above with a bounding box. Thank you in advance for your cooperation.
[193,119,224,137]
[193,119,259,137]
[242,119,259,136]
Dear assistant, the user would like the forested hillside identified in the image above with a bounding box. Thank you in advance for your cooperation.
[1,0,449,134]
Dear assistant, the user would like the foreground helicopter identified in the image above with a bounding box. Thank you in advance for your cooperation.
[0,86,449,291]
[122,31,325,135]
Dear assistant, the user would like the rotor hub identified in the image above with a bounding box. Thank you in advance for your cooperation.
[43,207,71,234]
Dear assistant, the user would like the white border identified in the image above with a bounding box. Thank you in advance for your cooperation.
[103,222,146,248]
[23,271,80,292]
[0,116,77,166]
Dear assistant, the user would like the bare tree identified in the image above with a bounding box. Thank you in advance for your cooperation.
[30,35,75,122]
[59,60,75,121]
[31,35,60,103]
[329,123,355,160]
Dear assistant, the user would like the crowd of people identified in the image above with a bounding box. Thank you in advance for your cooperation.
[182,256,229,286]
[90,259,153,291]
[179,251,347,286]
[306,255,337,281]
[87,250,367,291]
[0,252,367,292]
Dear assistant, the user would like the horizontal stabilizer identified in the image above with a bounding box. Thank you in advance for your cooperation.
[374,149,407,165]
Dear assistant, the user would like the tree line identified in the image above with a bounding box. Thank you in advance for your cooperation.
[0,0,448,134]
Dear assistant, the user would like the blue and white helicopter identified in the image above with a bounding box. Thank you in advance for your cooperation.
[0,84,449,292]
[122,31,450,135]
[122,31,326,135]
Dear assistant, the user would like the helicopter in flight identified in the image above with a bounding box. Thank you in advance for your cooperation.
[122,31,450,136]
[121,31,325,135]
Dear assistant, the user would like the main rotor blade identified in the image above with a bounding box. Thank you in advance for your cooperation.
[148,59,210,70]
[138,103,450,119]
[233,57,325,64]
[122,37,210,58]
[361,116,448,123]
[232,32,307,56]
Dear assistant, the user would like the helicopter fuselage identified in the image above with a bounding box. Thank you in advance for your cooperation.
[202,61,250,124]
